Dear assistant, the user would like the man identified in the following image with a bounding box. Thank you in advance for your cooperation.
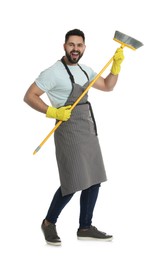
[24,29,124,246]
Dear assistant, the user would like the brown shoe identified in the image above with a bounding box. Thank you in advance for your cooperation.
[41,220,61,246]
[77,226,113,241]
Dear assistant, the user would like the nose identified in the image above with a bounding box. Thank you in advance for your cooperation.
[73,45,78,50]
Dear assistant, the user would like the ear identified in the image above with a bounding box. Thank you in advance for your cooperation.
[63,43,66,51]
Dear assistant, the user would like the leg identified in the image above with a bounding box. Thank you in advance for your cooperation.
[45,186,74,224]
[79,183,100,229]
[77,184,113,241]
[41,187,74,246]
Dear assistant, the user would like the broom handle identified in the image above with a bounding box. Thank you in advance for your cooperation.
[33,56,114,155]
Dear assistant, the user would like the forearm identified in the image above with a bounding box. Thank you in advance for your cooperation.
[24,92,72,121]
[24,93,48,113]
[104,73,118,91]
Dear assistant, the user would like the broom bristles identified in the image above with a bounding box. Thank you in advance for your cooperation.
[114,31,143,50]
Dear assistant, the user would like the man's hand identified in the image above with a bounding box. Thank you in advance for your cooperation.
[111,47,124,75]
[46,105,72,121]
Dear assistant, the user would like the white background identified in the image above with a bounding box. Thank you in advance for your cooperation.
[0,0,158,259]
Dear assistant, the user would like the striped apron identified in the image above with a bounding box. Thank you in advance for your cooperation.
[54,58,107,196]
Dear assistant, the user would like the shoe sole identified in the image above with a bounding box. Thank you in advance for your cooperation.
[77,236,113,242]
[46,240,61,246]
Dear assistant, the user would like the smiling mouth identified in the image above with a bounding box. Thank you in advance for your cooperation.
[71,51,80,59]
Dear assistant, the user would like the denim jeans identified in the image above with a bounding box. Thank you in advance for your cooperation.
[45,183,100,228]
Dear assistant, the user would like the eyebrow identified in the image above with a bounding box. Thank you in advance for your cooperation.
[67,42,84,46]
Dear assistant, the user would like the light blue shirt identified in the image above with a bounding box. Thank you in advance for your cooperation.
[35,60,97,107]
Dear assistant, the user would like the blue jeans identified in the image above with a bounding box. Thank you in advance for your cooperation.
[45,183,100,228]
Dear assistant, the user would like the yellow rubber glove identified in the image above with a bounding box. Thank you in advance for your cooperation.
[111,47,124,75]
[46,105,71,121]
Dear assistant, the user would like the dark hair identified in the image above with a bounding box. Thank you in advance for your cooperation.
[65,29,85,43]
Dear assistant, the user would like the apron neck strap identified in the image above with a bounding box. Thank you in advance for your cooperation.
[61,57,75,83]
[77,64,89,81]
[61,57,89,83]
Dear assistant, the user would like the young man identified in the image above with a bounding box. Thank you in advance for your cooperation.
[24,29,124,246]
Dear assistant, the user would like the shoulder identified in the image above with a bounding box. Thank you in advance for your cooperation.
[36,61,66,83]
[40,60,63,75]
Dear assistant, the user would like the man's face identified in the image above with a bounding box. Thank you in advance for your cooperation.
[64,35,86,64]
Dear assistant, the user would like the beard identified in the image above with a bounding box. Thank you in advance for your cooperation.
[65,50,83,64]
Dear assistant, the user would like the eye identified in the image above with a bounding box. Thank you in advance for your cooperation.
[68,43,74,47]
[78,44,84,48]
